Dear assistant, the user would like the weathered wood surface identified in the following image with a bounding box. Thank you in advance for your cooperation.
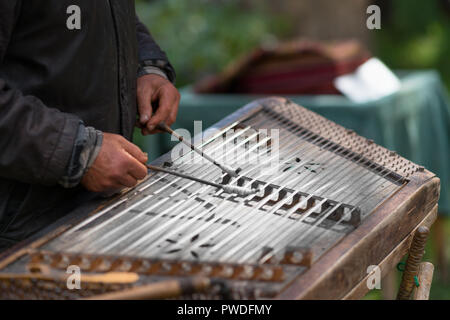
[277,174,440,299]
[412,262,434,300]
[343,204,437,300]
[397,226,430,300]
[0,97,441,300]
[381,271,397,300]
[85,277,211,300]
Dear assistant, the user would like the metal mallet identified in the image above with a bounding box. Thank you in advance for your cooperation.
[146,164,258,197]
[156,122,240,178]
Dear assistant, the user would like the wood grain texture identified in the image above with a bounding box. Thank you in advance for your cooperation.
[397,226,430,299]
[342,204,437,300]
[0,97,441,300]
[277,174,440,299]
[85,277,210,300]
[412,262,434,300]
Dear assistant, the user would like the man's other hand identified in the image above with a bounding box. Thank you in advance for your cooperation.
[81,133,148,193]
[137,74,180,135]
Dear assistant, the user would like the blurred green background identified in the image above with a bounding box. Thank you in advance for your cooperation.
[136,0,450,90]
[135,0,292,87]
[135,0,450,299]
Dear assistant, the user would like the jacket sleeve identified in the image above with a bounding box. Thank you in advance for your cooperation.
[135,14,176,83]
[0,0,82,186]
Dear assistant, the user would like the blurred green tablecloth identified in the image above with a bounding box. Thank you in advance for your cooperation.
[139,70,450,215]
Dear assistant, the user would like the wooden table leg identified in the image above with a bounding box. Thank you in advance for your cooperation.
[412,262,434,300]
[342,205,437,300]
[397,226,430,300]
[381,269,397,300]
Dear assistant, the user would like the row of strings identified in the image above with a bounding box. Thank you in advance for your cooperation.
[55,111,403,265]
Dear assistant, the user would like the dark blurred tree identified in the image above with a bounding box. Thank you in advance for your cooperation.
[263,0,371,45]
[136,0,449,90]
[136,0,291,87]
[374,0,450,90]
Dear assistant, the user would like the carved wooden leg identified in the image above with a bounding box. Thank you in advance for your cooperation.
[397,226,430,300]
[381,269,397,300]
[412,262,434,300]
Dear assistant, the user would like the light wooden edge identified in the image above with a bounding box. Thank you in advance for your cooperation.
[412,262,434,300]
[276,174,439,299]
[342,204,438,300]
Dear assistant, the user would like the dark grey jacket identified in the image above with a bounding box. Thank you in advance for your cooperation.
[0,0,174,249]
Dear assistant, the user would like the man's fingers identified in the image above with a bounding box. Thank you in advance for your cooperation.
[121,140,148,164]
[135,119,145,129]
[137,87,153,125]
[141,127,151,135]
[147,86,174,131]
[82,132,150,193]
[127,159,148,180]
[121,141,148,180]
[118,174,138,188]
[124,154,147,180]
[168,92,180,126]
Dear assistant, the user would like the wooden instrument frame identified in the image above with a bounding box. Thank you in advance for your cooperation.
[0,97,440,300]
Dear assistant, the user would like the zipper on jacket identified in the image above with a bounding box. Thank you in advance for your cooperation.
[106,0,124,135]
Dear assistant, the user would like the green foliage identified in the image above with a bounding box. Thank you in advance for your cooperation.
[136,0,291,87]
[374,0,450,90]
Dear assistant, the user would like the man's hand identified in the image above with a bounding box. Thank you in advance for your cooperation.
[137,74,180,135]
[81,133,148,193]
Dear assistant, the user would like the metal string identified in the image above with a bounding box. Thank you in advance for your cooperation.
[66,111,298,252]
[54,109,407,267]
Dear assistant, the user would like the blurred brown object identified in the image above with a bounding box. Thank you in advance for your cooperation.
[432,216,449,283]
[441,0,450,16]
[194,40,371,95]
[242,0,371,44]
[85,277,211,300]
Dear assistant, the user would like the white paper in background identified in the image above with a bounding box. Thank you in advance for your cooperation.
[334,57,401,103]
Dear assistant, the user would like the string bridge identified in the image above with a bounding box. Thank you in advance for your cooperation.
[221,174,361,228]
